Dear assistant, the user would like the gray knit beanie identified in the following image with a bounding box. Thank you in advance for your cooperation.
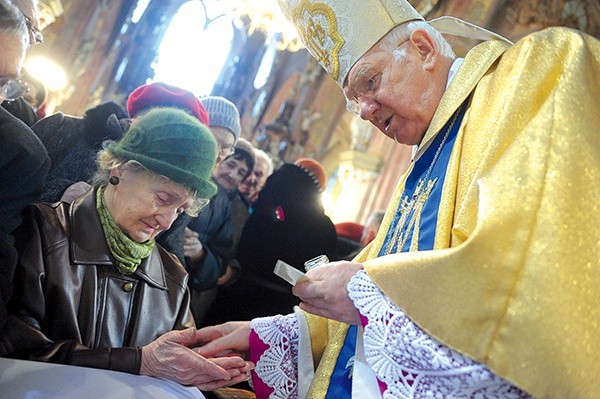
[199,96,241,143]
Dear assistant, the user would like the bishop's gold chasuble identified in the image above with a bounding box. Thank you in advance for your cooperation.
[302,28,600,399]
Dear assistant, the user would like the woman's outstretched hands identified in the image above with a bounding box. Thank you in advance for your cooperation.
[141,327,253,390]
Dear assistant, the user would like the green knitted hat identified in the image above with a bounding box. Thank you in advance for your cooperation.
[108,107,218,198]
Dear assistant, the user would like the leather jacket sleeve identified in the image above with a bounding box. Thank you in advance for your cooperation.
[34,343,141,373]
[1,315,141,373]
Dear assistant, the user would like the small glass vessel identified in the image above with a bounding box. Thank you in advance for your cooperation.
[304,255,330,272]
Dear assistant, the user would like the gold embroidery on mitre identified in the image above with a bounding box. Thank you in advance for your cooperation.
[291,0,345,82]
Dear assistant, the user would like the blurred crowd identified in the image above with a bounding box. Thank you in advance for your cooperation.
[0,0,377,393]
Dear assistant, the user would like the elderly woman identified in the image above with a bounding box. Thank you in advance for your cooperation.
[4,108,253,390]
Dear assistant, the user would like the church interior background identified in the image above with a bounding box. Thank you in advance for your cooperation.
[28,0,600,224]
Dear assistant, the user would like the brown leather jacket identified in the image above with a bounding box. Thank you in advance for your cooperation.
[1,188,194,374]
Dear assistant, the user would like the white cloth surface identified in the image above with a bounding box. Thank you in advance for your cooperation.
[0,358,205,399]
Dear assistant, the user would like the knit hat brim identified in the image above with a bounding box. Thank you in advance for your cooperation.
[110,147,217,198]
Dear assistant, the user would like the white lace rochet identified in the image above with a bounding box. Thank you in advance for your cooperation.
[251,314,299,399]
[348,270,531,399]
[251,271,532,398]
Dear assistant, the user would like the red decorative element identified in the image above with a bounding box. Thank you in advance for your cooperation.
[275,206,285,221]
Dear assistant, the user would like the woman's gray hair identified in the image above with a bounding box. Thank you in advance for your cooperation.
[380,20,455,60]
[92,148,207,216]
[0,0,29,47]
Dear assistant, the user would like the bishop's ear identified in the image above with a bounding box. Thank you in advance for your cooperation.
[409,29,437,70]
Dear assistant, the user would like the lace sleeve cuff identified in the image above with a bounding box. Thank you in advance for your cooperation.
[347,270,531,398]
[250,314,300,399]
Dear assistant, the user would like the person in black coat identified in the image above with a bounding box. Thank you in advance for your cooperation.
[0,106,50,334]
[205,159,338,323]
[2,97,37,127]
[0,107,48,251]
[0,0,50,335]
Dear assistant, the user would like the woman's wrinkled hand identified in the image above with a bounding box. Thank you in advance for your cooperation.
[140,327,253,390]
[292,261,363,325]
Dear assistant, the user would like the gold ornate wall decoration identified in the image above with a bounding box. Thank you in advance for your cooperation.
[490,0,600,40]
[330,149,382,222]
[221,0,304,51]
[350,116,375,153]
[301,110,323,133]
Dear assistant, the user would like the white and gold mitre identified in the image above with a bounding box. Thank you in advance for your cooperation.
[277,0,512,87]
[277,0,423,86]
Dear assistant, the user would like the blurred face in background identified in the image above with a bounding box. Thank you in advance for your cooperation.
[12,0,42,45]
[238,156,269,199]
[212,156,250,192]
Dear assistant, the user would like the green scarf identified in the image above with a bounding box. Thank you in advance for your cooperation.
[96,186,154,275]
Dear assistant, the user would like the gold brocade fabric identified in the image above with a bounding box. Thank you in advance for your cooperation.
[305,27,600,398]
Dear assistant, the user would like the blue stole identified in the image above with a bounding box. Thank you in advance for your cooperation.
[324,101,467,398]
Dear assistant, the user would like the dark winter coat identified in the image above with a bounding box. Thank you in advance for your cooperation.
[0,106,49,333]
[32,101,128,202]
[1,97,38,127]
